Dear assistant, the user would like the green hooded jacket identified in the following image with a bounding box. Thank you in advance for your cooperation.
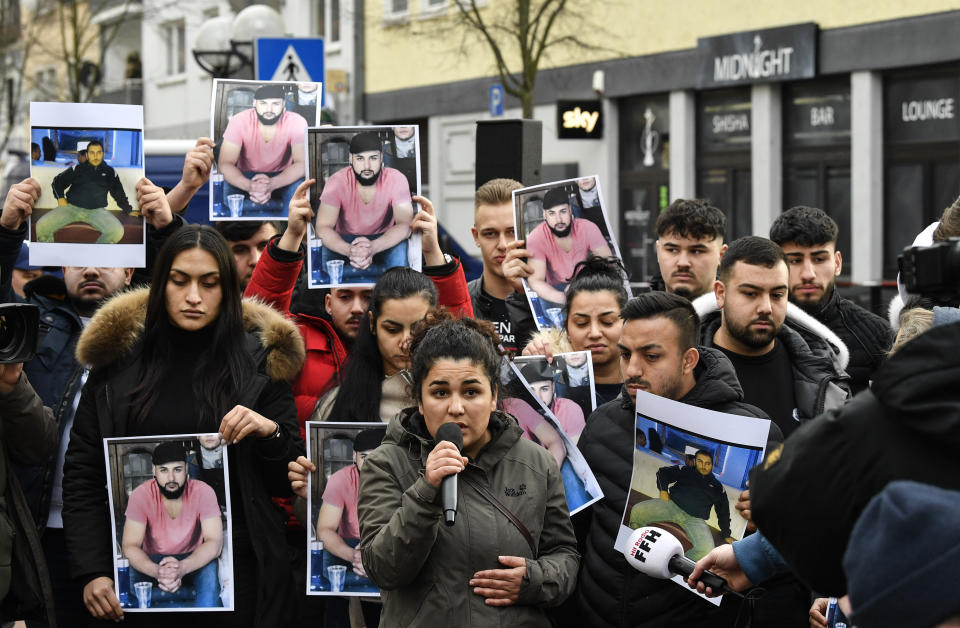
[358,408,579,626]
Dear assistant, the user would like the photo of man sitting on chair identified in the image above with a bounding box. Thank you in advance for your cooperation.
[29,128,144,246]
[121,442,223,609]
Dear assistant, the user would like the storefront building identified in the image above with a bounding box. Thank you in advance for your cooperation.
[365,6,960,286]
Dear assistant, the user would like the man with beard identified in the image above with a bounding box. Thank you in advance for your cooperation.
[36,140,133,243]
[122,442,222,607]
[570,291,776,628]
[218,83,307,214]
[694,236,849,439]
[0,176,182,626]
[769,206,893,394]
[527,186,612,305]
[315,130,414,280]
[654,198,727,300]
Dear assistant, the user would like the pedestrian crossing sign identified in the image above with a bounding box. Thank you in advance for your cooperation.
[255,36,325,89]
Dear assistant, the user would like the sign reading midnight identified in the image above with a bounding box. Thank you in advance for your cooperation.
[697,23,817,89]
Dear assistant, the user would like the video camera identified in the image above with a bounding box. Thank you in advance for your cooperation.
[898,237,960,306]
[0,303,40,364]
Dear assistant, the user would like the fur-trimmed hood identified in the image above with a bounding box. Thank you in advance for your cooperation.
[76,287,306,381]
[692,292,850,371]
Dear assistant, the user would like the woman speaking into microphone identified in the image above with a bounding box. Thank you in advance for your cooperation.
[357,313,579,625]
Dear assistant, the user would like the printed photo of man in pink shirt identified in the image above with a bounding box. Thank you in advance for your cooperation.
[312,130,416,286]
[120,441,224,608]
[526,185,612,305]
[217,83,307,218]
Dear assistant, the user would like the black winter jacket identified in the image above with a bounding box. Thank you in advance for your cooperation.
[807,289,894,394]
[467,276,536,349]
[694,293,850,423]
[751,320,960,595]
[62,289,306,627]
[574,347,775,628]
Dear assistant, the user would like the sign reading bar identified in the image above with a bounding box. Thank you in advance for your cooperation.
[785,81,851,147]
[886,74,960,144]
[697,23,817,89]
[557,100,603,139]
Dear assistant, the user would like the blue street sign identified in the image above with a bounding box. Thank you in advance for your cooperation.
[255,36,325,90]
[490,84,504,117]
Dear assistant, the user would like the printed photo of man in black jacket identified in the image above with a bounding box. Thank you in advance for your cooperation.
[35,140,134,244]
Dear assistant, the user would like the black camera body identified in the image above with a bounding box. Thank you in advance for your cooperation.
[899,237,960,306]
[0,303,40,364]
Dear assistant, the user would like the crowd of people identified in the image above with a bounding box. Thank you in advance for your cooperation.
[0,130,957,628]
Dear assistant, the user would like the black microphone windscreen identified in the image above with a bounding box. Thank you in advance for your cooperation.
[436,423,463,451]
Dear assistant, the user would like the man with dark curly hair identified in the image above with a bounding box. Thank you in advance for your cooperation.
[769,206,893,393]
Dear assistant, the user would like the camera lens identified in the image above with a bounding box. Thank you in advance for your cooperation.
[0,312,26,361]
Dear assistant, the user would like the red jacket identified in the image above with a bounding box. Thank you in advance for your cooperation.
[245,237,474,435]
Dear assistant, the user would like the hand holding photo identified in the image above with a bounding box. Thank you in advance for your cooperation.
[613,391,774,603]
[104,434,233,612]
[305,422,385,598]
[512,176,630,329]
[209,79,321,220]
[29,102,145,267]
[306,126,422,288]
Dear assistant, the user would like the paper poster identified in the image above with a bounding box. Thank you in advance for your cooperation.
[103,434,233,611]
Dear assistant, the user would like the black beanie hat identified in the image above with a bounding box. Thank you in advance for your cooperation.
[152,441,188,466]
[254,83,285,100]
[542,186,569,210]
[349,131,382,154]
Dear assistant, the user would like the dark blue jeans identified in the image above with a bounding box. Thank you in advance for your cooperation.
[129,553,220,608]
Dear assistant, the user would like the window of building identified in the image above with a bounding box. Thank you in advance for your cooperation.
[330,0,340,43]
[420,0,446,14]
[384,0,409,23]
[164,20,186,76]
[33,66,56,100]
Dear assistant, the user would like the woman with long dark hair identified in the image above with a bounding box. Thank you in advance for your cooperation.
[63,225,305,627]
[523,256,630,405]
[312,266,438,423]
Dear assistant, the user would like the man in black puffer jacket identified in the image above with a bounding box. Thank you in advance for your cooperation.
[571,292,780,628]
[769,206,894,394]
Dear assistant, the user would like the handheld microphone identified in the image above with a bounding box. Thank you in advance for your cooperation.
[435,423,463,527]
[623,526,743,598]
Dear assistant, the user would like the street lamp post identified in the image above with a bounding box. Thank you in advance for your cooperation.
[192,5,285,79]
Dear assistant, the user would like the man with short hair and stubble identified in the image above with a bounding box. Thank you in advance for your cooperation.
[213,220,281,290]
[654,198,728,300]
[0,175,182,627]
[468,177,536,352]
[571,291,777,628]
[769,206,894,394]
[695,236,849,439]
